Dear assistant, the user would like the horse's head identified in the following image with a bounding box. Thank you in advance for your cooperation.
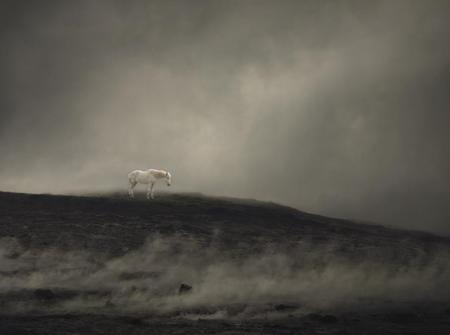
[165,171,172,186]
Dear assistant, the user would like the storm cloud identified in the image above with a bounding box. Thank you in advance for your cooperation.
[1,0,449,233]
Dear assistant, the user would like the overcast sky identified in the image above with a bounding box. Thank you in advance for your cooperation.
[1,0,449,234]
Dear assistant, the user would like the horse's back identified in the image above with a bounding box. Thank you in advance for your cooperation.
[128,170,144,182]
[128,169,154,184]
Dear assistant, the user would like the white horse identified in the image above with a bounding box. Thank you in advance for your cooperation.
[128,169,172,199]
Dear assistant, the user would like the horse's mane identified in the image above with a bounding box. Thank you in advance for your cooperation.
[150,169,168,178]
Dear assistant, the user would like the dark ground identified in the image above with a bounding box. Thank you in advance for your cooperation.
[0,191,449,334]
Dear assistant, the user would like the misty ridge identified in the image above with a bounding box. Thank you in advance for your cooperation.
[1,232,449,318]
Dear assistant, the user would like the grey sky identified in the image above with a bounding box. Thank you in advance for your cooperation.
[1,0,449,234]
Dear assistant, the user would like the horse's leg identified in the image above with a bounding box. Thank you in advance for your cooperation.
[150,182,155,199]
[146,183,152,200]
[129,182,136,198]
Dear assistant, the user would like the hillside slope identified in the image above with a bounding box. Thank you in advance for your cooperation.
[0,191,449,334]
[0,191,448,258]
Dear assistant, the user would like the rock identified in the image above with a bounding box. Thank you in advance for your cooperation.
[178,283,192,295]
[322,314,338,324]
[34,289,56,301]
[274,304,297,311]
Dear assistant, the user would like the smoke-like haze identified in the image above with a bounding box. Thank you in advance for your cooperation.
[1,1,449,233]
[1,235,450,317]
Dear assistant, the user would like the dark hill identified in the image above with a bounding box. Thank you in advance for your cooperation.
[0,191,448,260]
[1,191,450,335]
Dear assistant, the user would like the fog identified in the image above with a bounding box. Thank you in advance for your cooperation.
[1,0,449,234]
[1,235,449,316]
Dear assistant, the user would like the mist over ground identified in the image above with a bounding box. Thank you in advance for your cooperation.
[1,234,450,317]
[1,0,449,234]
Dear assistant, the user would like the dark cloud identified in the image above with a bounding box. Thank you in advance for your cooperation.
[1,0,449,234]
